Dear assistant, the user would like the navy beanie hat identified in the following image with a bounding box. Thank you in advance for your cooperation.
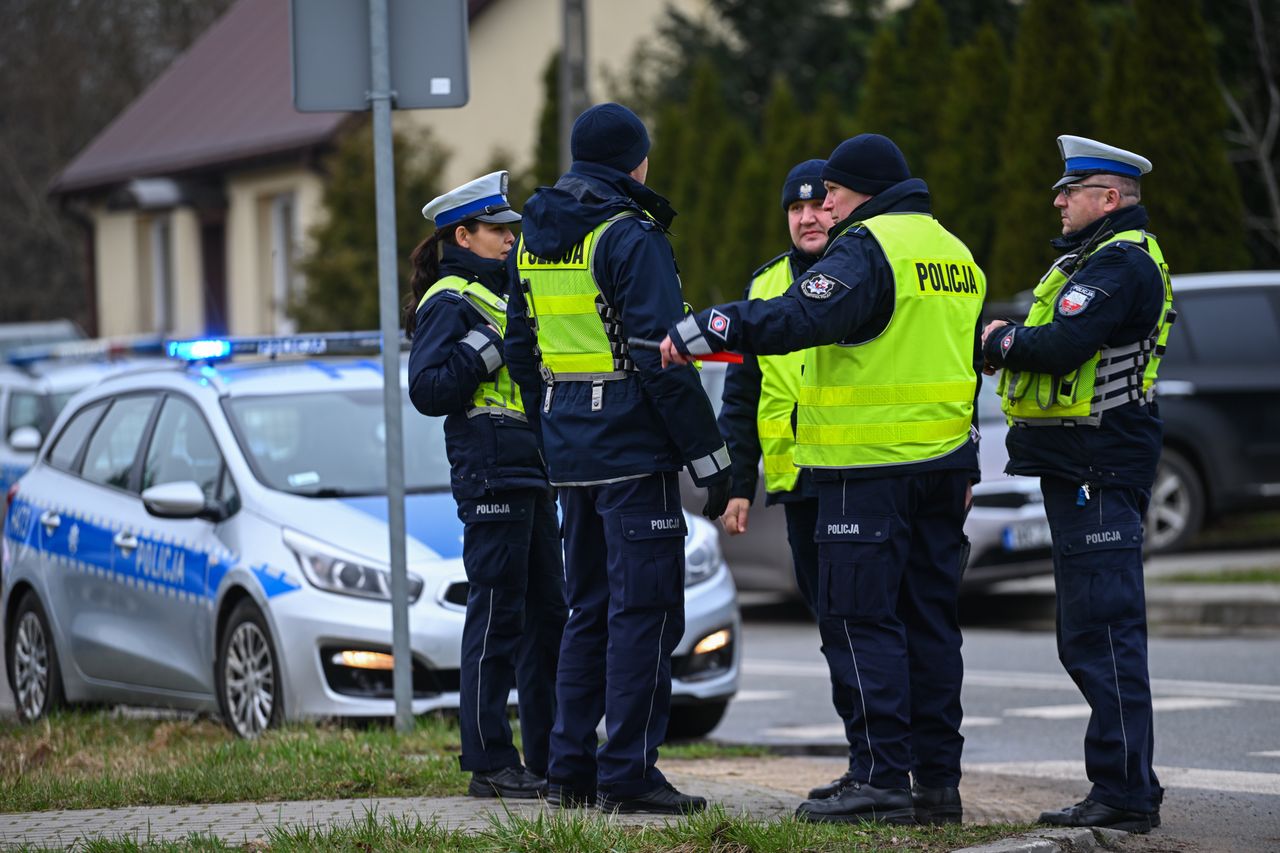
[570,103,651,173]
[780,159,828,210]
[821,134,911,195]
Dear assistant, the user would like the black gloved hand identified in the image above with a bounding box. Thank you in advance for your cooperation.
[701,476,732,521]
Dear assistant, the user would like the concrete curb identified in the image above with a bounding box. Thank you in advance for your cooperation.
[1146,583,1280,630]
[955,826,1131,853]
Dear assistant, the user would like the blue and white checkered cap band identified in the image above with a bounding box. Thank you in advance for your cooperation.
[433,193,509,228]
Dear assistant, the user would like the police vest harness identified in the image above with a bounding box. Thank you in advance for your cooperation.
[795,213,985,469]
[515,213,639,412]
[998,230,1174,427]
[420,276,526,420]
[748,255,805,493]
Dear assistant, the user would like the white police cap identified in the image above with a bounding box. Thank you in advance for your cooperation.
[1053,135,1152,190]
[421,170,521,228]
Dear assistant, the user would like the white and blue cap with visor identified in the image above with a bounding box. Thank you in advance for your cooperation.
[1052,135,1152,190]
[421,170,522,228]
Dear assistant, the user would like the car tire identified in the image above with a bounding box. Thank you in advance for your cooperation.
[666,700,728,740]
[7,592,65,723]
[216,598,283,738]
[1145,447,1205,554]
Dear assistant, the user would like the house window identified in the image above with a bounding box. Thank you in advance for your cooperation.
[271,193,302,334]
[150,216,174,333]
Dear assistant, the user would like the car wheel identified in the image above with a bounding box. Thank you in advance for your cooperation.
[1145,447,1205,554]
[8,592,65,723]
[666,700,728,740]
[216,599,283,738]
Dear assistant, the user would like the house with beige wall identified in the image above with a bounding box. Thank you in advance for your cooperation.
[52,0,704,339]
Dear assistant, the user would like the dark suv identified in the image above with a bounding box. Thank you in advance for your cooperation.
[1149,272,1280,551]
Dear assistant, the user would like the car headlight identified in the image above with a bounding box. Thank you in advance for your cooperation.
[283,528,423,603]
[684,533,722,588]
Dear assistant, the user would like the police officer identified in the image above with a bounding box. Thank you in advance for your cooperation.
[406,172,567,799]
[981,136,1172,834]
[715,159,862,800]
[661,134,983,825]
[504,103,731,814]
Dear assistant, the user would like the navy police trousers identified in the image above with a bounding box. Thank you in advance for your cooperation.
[1042,477,1162,813]
[784,498,859,769]
[457,487,567,775]
[813,471,969,790]
[550,472,686,798]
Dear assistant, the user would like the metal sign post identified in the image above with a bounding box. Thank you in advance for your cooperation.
[291,0,469,733]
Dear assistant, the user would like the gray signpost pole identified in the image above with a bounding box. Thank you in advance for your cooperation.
[366,0,413,733]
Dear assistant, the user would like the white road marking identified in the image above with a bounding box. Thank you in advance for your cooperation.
[733,690,792,702]
[965,760,1280,797]
[745,660,1280,702]
[1004,697,1237,720]
[762,724,848,740]
[962,716,1003,727]
[1250,750,1280,758]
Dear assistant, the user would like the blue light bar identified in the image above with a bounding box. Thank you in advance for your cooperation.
[6,336,165,368]
[164,332,405,363]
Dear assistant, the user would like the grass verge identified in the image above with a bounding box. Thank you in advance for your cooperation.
[1158,566,1280,584]
[16,805,1027,852]
[0,709,768,813]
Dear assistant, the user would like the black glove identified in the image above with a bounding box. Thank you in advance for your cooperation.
[701,476,732,521]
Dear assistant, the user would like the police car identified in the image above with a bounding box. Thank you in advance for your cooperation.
[2,334,739,738]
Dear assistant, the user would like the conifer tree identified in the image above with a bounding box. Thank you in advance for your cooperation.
[532,50,561,189]
[898,0,951,177]
[932,24,1009,272]
[293,122,448,331]
[1104,0,1248,272]
[855,25,904,139]
[990,0,1103,297]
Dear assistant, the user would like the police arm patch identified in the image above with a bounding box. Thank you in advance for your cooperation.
[707,308,731,341]
[1058,284,1099,316]
[799,273,845,300]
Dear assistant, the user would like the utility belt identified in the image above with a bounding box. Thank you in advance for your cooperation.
[466,406,529,423]
[535,364,638,414]
[1005,336,1161,428]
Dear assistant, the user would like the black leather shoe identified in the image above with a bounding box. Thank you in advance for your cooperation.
[1150,806,1161,828]
[796,781,917,825]
[912,783,962,825]
[467,766,547,799]
[598,782,707,814]
[547,782,597,808]
[807,769,858,800]
[1038,799,1153,834]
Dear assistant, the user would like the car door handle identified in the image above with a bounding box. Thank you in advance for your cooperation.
[39,511,61,532]
[113,531,139,553]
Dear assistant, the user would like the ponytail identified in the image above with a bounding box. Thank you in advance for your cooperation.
[402,221,483,335]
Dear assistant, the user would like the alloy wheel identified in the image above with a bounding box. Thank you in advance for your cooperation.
[223,621,276,737]
[13,611,49,721]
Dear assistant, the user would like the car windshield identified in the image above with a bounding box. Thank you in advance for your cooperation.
[225,390,451,496]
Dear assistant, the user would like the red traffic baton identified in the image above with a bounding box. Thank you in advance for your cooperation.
[626,336,744,364]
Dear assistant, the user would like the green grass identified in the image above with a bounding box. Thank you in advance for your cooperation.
[1158,567,1280,584]
[16,806,1028,852]
[0,709,775,813]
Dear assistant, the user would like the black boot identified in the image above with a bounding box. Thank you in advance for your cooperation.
[912,783,962,825]
[598,782,708,815]
[807,769,857,800]
[1038,799,1153,834]
[467,766,547,799]
[796,781,916,825]
[546,781,597,808]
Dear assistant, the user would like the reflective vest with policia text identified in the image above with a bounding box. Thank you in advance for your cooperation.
[998,230,1175,427]
[515,211,731,481]
[419,276,525,421]
[748,255,804,493]
[795,213,985,469]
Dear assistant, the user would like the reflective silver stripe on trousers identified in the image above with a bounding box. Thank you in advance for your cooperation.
[461,329,502,373]
[675,315,713,356]
[690,445,731,480]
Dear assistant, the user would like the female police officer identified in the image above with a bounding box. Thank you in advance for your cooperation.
[406,171,567,799]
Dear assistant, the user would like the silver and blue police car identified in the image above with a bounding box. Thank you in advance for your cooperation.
[2,334,740,738]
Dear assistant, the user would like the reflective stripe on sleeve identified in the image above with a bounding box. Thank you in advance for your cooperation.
[675,315,713,356]
[461,329,502,373]
[690,444,731,479]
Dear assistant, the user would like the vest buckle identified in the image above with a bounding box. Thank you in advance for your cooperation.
[590,380,604,412]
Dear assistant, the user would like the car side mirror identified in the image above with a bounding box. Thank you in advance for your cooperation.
[8,426,42,452]
[141,481,208,519]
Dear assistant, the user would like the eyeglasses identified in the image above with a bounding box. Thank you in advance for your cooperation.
[1056,183,1114,199]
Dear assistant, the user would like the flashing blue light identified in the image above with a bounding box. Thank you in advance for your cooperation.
[168,339,232,361]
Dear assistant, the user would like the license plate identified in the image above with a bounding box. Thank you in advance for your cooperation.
[1002,519,1053,551]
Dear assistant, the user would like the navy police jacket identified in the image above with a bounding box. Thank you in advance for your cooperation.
[981,204,1165,489]
[408,243,548,500]
[717,247,821,504]
[505,161,727,487]
[670,179,982,482]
